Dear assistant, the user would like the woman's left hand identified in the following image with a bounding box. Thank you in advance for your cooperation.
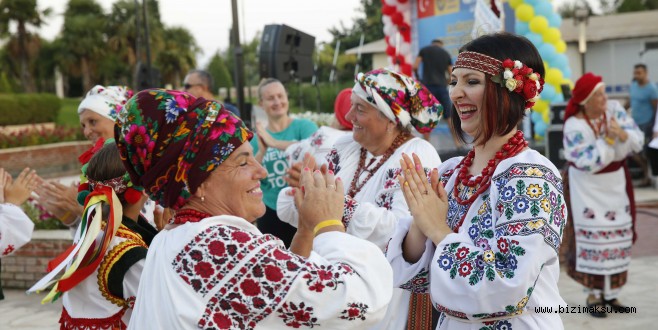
[398,153,450,245]
[607,118,628,142]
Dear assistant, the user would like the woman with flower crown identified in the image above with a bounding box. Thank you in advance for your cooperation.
[387,33,567,329]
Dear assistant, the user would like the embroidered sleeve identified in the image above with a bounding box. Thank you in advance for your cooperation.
[386,216,435,294]
[563,118,616,173]
[609,101,644,156]
[431,163,566,319]
[172,225,392,329]
[0,203,34,257]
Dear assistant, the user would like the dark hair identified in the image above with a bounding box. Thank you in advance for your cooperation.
[189,69,214,92]
[258,77,284,100]
[450,32,545,145]
[634,63,647,71]
[87,142,130,205]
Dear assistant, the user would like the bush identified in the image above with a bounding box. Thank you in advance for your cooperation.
[0,125,85,148]
[22,198,68,230]
[0,94,62,125]
[286,82,353,114]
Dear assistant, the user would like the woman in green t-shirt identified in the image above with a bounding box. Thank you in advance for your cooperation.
[251,78,318,247]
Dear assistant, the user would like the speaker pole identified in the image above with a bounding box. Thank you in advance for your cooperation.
[231,0,247,124]
[133,0,141,90]
[313,48,321,112]
[329,40,341,84]
[141,0,153,87]
[354,33,364,77]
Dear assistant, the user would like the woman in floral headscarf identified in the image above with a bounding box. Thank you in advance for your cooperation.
[37,85,134,228]
[277,68,443,330]
[388,32,567,329]
[115,89,393,329]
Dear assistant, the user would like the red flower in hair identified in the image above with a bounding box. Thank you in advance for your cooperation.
[523,82,539,101]
[502,59,514,69]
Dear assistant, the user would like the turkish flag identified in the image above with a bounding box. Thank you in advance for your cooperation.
[418,0,435,18]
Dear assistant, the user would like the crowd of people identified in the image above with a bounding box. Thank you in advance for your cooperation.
[1,31,655,329]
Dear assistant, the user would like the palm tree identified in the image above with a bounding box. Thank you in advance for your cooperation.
[0,0,50,92]
[155,26,199,87]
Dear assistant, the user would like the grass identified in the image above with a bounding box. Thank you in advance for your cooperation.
[57,97,82,128]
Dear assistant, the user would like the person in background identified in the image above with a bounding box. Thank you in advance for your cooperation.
[277,68,443,330]
[629,63,658,186]
[563,72,644,317]
[251,78,318,247]
[388,32,567,329]
[0,168,38,300]
[284,88,353,171]
[31,142,157,329]
[112,89,393,329]
[414,38,453,142]
[183,69,241,117]
[36,85,134,228]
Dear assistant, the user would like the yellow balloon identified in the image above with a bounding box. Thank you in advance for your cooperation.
[542,110,550,123]
[555,40,567,53]
[515,4,535,22]
[534,100,549,113]
[509,0,523,9]
[542,27,562,45]
[545,68,563,86]
[529,16,549,34]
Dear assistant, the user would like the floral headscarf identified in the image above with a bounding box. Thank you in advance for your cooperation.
[115,89,253,210]
[78,85,134,121]
[352,68,442,133]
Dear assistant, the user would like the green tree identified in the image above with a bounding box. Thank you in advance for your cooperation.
[617,0,658,12]
[0,0,50,92]
[207,51,233,89]
[156,26,199,87]
[58,0,107,94]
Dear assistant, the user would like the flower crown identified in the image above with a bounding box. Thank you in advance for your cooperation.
[77,172,144,206]
[454,51,545,109]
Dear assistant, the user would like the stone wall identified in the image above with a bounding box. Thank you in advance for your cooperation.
[0,141,90,179]
[1,230,72,289]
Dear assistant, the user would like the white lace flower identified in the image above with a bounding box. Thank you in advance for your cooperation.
[503,70,513,80]
[514,60,522,69]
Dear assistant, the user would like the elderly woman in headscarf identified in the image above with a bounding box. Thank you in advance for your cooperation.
[114,89,393,329]
[562,72,644,317]
[37,85,134,227]
[277,68,443,330]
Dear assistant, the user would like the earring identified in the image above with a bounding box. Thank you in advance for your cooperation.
[201,196,205,202]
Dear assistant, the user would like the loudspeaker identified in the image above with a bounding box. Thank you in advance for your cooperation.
[549,102,567,125]
[545,124,566,169]
[259,24,315,83]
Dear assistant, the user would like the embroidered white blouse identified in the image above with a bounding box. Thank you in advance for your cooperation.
[127,215,393,329]
[285,126,351,168]
[387,150,567,329]
[0,203,34,257]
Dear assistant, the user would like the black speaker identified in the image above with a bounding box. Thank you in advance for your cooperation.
[550,102,567,125]
[259,24,315,83]
[545,124,566,169]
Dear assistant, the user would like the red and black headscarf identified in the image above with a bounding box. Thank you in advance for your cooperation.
[115,89,253,210]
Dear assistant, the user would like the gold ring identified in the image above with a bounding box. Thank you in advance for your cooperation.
[327,185,336,189]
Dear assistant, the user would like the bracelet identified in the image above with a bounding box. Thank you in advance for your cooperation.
[313,219,344,235]
[604,136,615,145]
[60,211,71,223]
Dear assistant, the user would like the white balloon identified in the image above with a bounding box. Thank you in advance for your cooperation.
[402,11,411,23]
[398,1,411,11]
[384,0,397,5]
[382,14,392,25]
[399,42,411,56]
[384,24,396,37]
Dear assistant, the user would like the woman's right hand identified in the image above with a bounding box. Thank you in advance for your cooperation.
[294,168,345,235]
[398,153,450,245]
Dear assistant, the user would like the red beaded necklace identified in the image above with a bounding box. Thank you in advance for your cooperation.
[450,130,528,232]
[582,110,607,138]
[347,131,411,198]
[172,209,212,225]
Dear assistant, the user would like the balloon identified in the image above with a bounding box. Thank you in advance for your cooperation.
[542,27,562,44]
[531,111,543,123]
[534,120,547,136]
[538,43,557,63]
[534,99,549,113]
[524,0,539,7]
[545,68,564,86]
[553,54,569,71]
[398,42,411,56]
[555,40,567,53]
[542,110,550,123]
[516,21,529,35]
[524,32,544,48]
[534,1,554,18]
[548,13,563,28]
[529,16,549,34]
[515,4,535,22]
[563,67,572,79]
[509,0,524,9]
[553,93,565,103]
[541,84,556,101]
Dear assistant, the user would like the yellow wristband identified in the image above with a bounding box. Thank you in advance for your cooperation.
[313,219,344,235]
[60,211,71,222]
[604,136,615,145]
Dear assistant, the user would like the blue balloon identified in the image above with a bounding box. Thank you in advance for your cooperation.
[553,54,569,72]
[534,1,553,18]
[563,67,572,79]
[515,21,529,35]
[524,32,544,48]
[538,43,557,63]
[525,0,539,7]
[548,13,563,28]
[534,121,548,136]
[531,111,543,123]
[553,93,565,103]
[541,84,556,100]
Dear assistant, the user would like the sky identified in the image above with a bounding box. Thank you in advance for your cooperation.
[36,0,364,67]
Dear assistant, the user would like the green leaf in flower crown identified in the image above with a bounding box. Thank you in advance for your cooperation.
[491,75,502,84]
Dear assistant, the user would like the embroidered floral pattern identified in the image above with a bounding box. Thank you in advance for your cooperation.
[277,302,320,328]
[326,149,341,174]
[302,263,355,293]
[342,196,359,229]
[576,228,633,240]
[375,191,394,210]
[2,244,15,256]
[340,302,369,321]
[400,268,430,293]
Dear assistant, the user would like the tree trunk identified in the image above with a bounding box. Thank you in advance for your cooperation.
[81,57,92,94]
[17,21,36,93]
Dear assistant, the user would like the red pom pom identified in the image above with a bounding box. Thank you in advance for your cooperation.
[124,188,142,204]
[78,183,90,193]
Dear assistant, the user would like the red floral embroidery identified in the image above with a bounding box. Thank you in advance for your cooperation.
[326,149,341,174]
[340,302,369,321]
[342,196,359,228]
[302,263,354,293]
[59,307,126,330]
[277,302,319,328]
[456,246,470,260]
[375,191,394,210]
[3,244,15,256]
